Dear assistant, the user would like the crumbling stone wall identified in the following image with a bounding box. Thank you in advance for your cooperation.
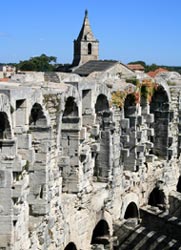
[0,72,181,249]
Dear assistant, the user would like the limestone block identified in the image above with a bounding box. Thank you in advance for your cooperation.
[0,171,6,188]
[137,145,145,152]
[80,127,87,140]
[137,115,143,125]
[0,139,17,156]
[91,124,100,137]
[82,114,95,126]
[129,116,137,127]
[147,128,154,137]
[12,182,23,198]
[146,154,155,162]
[0,216,12,234]
[137,131,142,140]
[18,148,35,165]
[30,203,48,215]
[120,135,129,143]
[91,143,100,152]
[84,108,92,115]
[121,149,129,158]
[120,119,129,129]
[17,134,32,149]
[146,142,153,149]
[59,156,70,167]
[0,189,12,214]
[146,114,154,124]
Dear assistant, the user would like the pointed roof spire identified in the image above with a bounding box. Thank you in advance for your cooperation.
[76,9,96,41]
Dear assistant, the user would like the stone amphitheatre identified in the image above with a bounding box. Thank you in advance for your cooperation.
[0,10,181,250]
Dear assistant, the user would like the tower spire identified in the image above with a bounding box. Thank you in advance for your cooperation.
[72,10,99,66]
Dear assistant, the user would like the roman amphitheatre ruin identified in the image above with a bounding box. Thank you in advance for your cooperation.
[0,10,181,250]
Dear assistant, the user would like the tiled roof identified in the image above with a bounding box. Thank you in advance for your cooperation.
[0,78,9,82]
[73,60,118,76]
[147,68,168,78]
[127,64,145,71]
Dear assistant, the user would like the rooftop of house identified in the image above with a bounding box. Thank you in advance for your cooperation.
[73,60,119,76]
[127,64,145,71]
[147,68,169,78]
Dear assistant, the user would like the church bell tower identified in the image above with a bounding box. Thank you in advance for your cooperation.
[72,10,99,66]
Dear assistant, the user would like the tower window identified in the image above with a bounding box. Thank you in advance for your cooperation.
[88,43,92,55]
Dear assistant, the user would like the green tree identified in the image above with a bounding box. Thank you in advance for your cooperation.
[18,54,57,72]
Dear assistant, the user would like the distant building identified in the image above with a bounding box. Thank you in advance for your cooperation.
[147,67,169,78]
[72,10,99,67]
[127,63,145,72]
[0,65,16,79]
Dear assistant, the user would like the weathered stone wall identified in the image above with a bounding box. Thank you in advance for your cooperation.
[0,71,181,249]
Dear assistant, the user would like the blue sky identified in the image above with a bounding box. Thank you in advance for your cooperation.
[1,0,181,65]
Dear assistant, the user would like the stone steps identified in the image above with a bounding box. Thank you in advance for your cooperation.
[118,225,181,250]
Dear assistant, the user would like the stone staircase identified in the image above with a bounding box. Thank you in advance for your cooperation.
[115,224,181,250]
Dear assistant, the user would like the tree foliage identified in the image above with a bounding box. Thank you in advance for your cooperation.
[18,54,57,72]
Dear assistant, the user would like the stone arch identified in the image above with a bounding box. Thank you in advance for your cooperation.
[121,193,139,219]
[28,102,51,215]
[176,176,181,193]
[60,95,80,193]
[150,85,169,158]
[91,219,110,246]
[148,185,166,210]
[95,94,109,114]
[29,103,48,126]
[63,97,78,118]
[94,94,113,182]
[64,242,77,250]
[122,94,137,171]
[0,112,12,139]
[0,94,12,139]
[124,202,139,219]
[124,93,136,119]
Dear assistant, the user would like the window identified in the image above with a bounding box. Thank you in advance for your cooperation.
[88,43,92,55]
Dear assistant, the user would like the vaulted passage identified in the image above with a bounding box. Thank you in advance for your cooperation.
[29,103,50,215]
[148,187,166,209]
[0,112,11,139]
[91,220,110,245]
[95,94,109,114]
[124,202,139,219]
[177,176,181,193]
[64,242,77,250]
[29,103,47,126]
[150,86,169,159]
[94,94,112,182]
[61,96,80,193]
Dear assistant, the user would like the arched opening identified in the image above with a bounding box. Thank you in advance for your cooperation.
[94,94,112,182]
[124,94,136,119]
[150,86,169,158]
[124,202,139,219]
[64,242,77,250]
[176,176,181,193]
[29,103,50,215]
[88,43,92,55]
[122,94,137,171]
[91,220,110,246]
[61,96,80,193]
[148,187,166,210]
[95,94,109,114]
[29,103,47,126]
[63,97,78,118]
[0,112,11,139]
